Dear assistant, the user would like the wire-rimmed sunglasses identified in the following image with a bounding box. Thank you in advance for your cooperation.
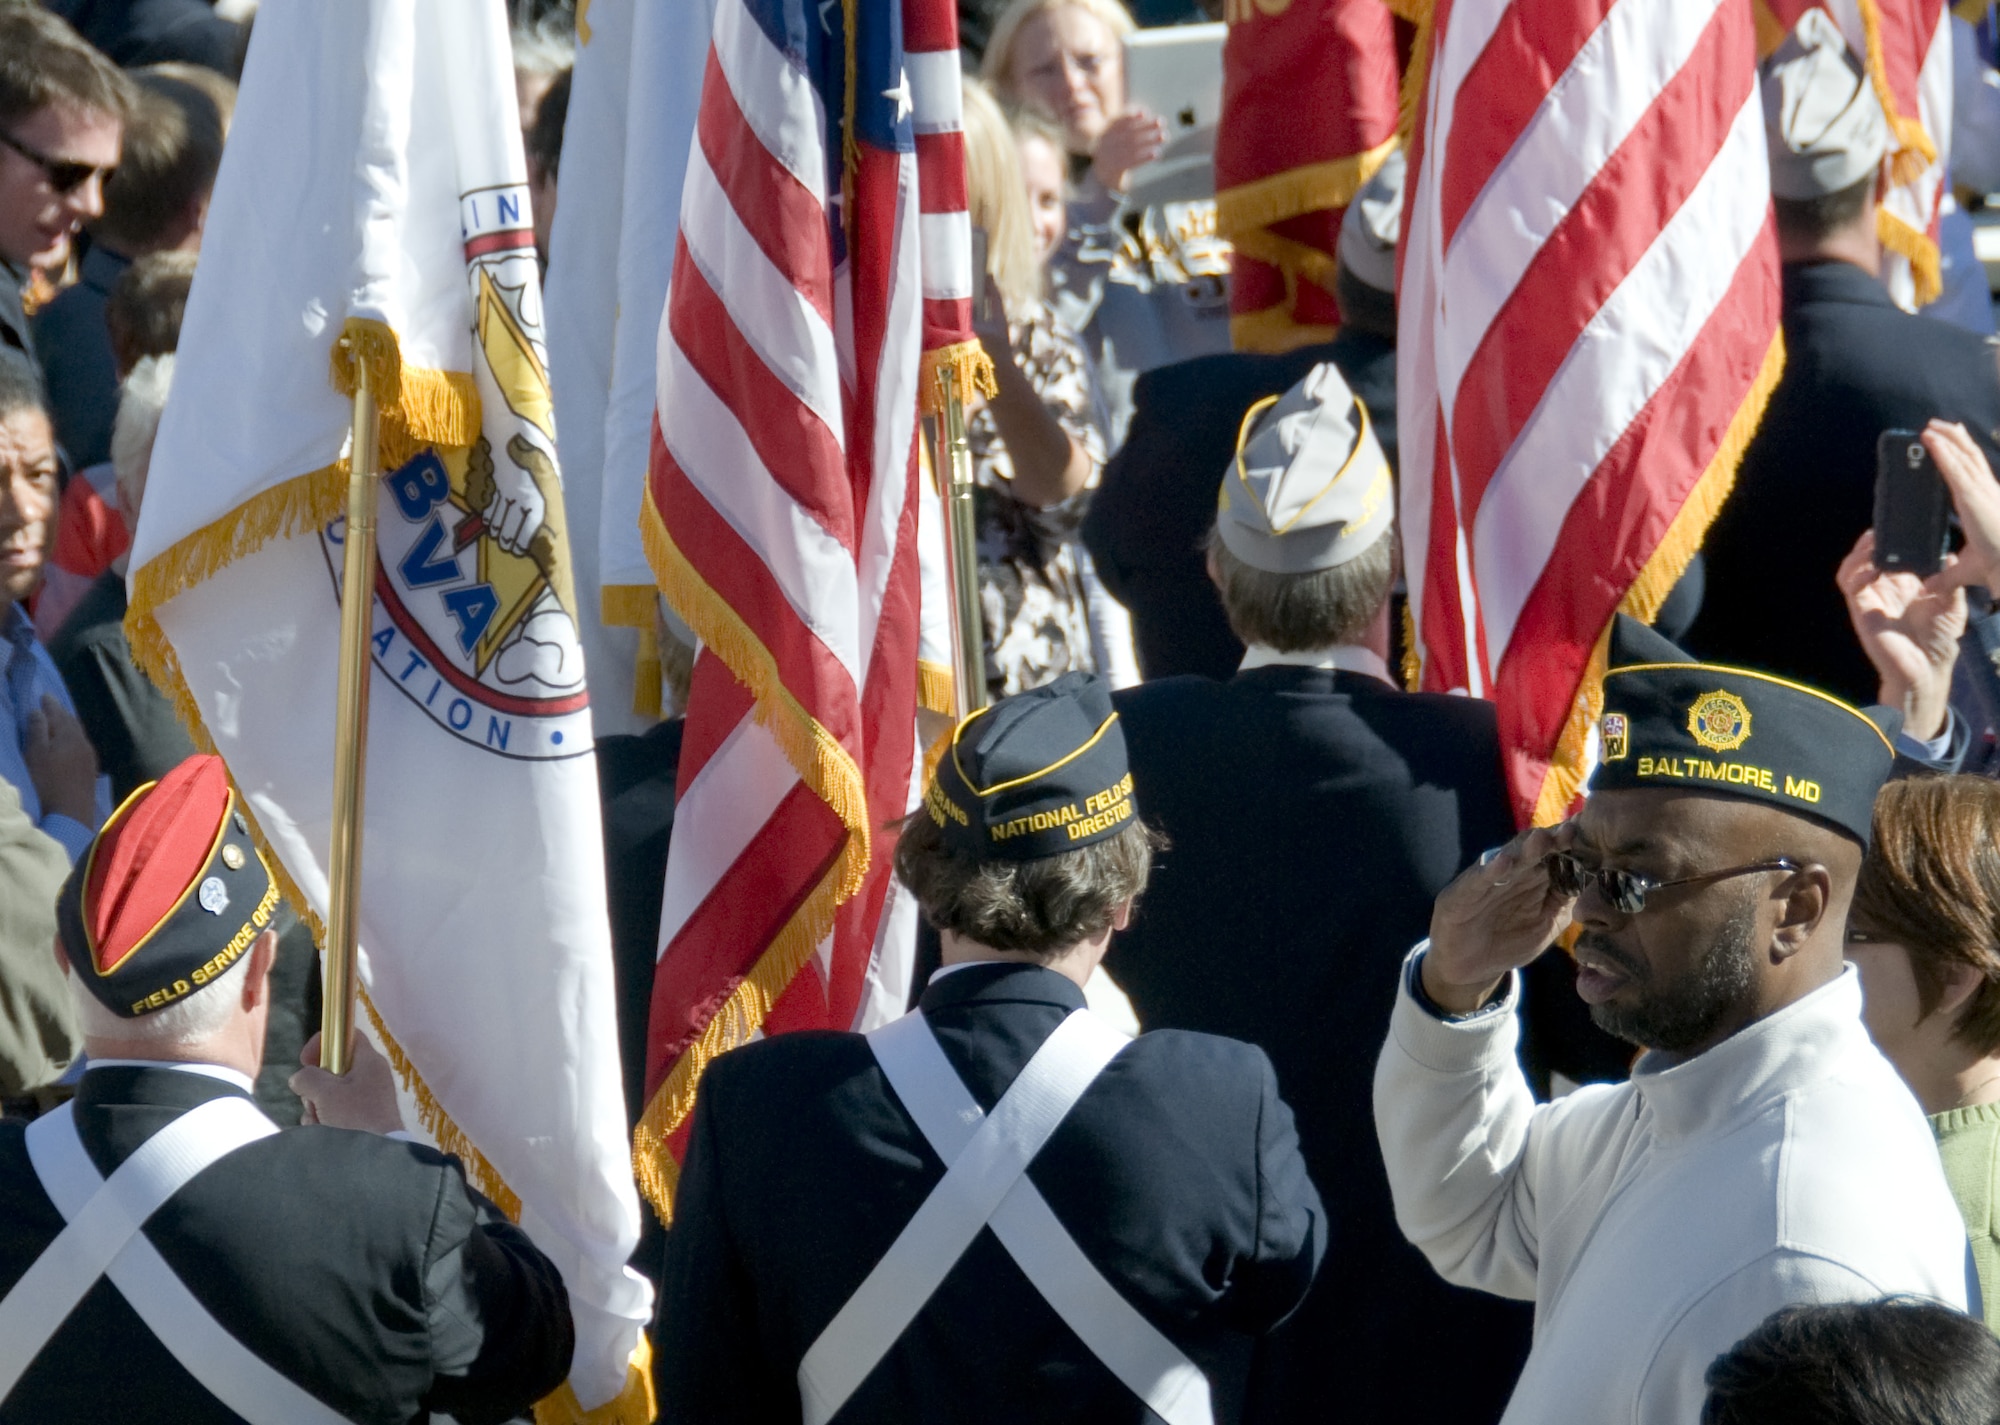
[1544,852,1801,916]
[0,129,113,196]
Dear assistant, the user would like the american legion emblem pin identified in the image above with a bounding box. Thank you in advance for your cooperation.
[1687,690,1753,753]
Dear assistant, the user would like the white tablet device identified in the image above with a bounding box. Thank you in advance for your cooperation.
[1121,22,1226,207]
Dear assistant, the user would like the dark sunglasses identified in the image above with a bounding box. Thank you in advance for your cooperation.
[1544,852,1800,916]
[0,129,113,196]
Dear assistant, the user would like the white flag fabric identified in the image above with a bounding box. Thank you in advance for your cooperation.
[544,0,715,726]
[125,1,654,1417]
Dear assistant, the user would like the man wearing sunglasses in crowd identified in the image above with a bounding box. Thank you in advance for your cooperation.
[1373,613,1974,1425]
[0,7,131,392]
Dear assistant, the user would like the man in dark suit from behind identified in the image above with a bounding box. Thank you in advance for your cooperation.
[656,673,1325,1423]
[1083,153,1403,682]
[1688,10,2000,705]
[0,753,573,1423]
[1109,364,1628,1425]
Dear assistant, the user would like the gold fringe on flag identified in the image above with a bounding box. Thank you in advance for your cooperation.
[1529,330,1787,828]
[918,659,956,716]
[633,492,874,1219]
[602,584,667,719]
[1878,204,1944,307]
[1215,139,1399,240]
[1385,0,1435,154]
[919,340,999,416]
[533,1337,657,1425]
[1854,0,1939,187]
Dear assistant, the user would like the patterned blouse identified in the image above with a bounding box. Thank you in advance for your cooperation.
[966,300,1109,701]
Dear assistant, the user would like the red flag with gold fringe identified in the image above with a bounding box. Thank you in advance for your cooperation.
[1215,0,1401,352]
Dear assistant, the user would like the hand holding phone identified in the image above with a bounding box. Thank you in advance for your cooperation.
[1874,429,1952,578]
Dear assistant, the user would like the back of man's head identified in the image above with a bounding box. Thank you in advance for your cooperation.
[0,5,132,132]
[1209,523,1394,653]
[1703,1300,2000,1425]
[90,72,227,258]
[105,248,197,375]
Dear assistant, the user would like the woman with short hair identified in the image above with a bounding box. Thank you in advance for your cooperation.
[1848,772,2000,1328]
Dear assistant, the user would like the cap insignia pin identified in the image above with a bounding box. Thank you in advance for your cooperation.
[1688,690,1752,753]
[198,878,230,916]
[1601,713,1629,762]
[221,844,246,871]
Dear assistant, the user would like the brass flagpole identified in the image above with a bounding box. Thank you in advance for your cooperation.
[934,368,987,718]
[321,344,382,1076]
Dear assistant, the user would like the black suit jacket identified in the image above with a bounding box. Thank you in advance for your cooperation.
[0,1066,574,1424]
[1109,666,1626,1425]
[1689,261,2000,703]
[1081,331,1397,683]
[655,962,1326,1424]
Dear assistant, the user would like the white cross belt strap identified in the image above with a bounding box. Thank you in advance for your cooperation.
[796,1008,1214,1425]
[2,1096,352,1425]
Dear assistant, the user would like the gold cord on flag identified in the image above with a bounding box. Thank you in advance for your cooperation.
[602,584,667,719]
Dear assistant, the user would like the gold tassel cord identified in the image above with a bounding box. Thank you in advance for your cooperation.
[1529,330,1787,828]
[1878,206,1943,309]
[634,494,875,1220]
[602,584,667,719]
[1387,0,1436,155]
[1853,0,1938,188]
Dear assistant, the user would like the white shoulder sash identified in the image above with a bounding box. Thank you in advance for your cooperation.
[3,1097,352,1424]
[796,1008,1213,1425]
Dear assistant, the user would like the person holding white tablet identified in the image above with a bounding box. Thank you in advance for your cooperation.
[982,0,1233,450]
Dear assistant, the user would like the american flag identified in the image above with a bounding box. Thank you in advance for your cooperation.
[1761,0,1950,308]
[1396,0,1786,828]
[635,0,968,1212]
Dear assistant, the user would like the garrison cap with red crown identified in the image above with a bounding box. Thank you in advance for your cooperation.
[57,754,281,1018]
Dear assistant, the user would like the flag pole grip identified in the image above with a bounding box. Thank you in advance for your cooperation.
[322,346,381,1077]
[936,371,988,718]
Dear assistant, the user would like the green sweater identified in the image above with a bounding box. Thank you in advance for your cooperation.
[1933,1102,2000,1330]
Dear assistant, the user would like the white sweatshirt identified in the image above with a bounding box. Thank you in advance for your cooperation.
[1374,953,1970,1425]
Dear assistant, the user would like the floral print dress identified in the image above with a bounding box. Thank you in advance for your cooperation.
[966,299,1109,700]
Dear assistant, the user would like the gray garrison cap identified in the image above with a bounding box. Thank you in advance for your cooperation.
[1337,149,1404,295]
[1215,363,1393,575]
[1762,8,1888,200]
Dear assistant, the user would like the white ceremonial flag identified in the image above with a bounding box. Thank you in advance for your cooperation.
[125,2,655,1418]
[543,0,714,724]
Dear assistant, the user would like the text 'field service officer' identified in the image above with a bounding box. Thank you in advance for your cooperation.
[0,753,576,1424]
[654,673,1327,1424]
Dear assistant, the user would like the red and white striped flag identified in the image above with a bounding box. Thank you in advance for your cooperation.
[1396,0,1787,828]
[632,0,972,1213]
[1760,0,1951,308]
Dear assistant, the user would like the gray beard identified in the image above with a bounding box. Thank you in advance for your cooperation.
[1585,904,1760,1053]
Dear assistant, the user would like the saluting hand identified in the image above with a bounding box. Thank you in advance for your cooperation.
[1421,821,1579,1016]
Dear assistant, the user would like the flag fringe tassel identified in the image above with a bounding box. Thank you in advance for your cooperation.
[1529,329,1787,828]
[1386,0,1435,153]
[1215,139,1399,239]
[918,340,998,416]
[602,584,666,719]
[532,1336,657,1425]
[327,316,482,463]
[1878,206,1943,308]
[632,491,873,1221]
[1854,0,1938,187]
[917,659,955,716]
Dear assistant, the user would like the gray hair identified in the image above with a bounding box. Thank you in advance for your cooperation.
[72,948,252,1048]
[113,354,174,516]
[0,356,46,423]
[1207,522,1395,653]
[511,15,575,77]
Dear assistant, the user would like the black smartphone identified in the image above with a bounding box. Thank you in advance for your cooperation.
[1874,429,1951,577]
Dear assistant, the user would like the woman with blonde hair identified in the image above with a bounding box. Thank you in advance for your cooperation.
[980,0,1231,446]
[960,76,1110,698]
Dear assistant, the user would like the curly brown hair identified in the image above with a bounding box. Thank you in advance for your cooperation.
[894,809,1158,957]
[1852,775,2000,1056]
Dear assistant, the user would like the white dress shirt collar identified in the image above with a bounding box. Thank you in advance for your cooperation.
[1238,643,1394,684]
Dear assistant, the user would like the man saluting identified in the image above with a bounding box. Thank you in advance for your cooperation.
[0,753,575,1423]
[655,673,1326,1423]
[1375,618,1970,1425]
